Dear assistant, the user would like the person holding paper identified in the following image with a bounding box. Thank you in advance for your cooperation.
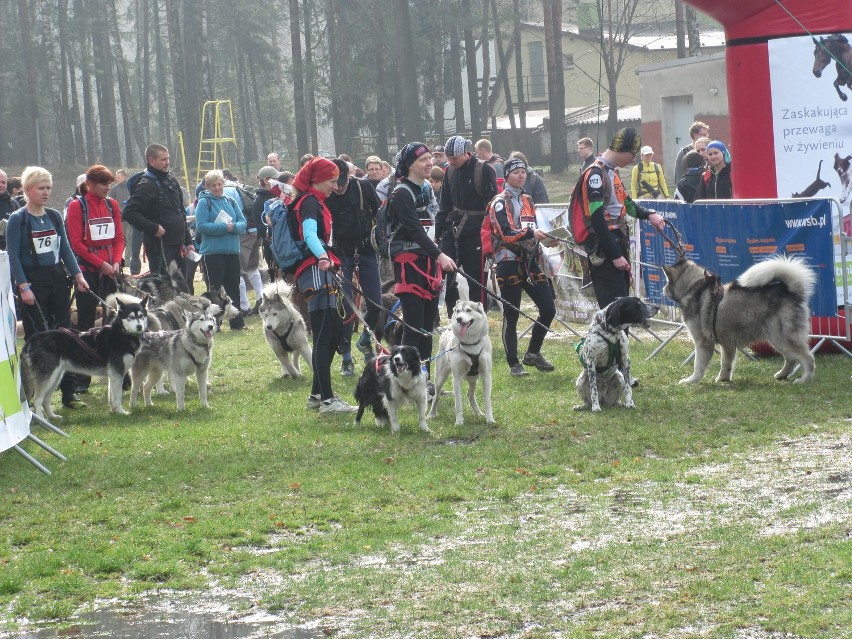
[194,169,247,330]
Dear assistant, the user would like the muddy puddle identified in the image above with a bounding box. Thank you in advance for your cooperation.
[2,592,325,639]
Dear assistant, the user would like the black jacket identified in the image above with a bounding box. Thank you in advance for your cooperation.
[327,177,381,254]
[696,164,733,200]
[525,170,549,204]
[251,188,276,240]
[436,155,498,242]
[388,179,440,258]
[0,192,21,250]
[122,166,190,246]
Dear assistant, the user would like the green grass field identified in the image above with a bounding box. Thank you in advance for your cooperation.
[1,310,850,638]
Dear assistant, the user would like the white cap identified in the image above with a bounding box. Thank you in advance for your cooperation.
[640,146,653,155]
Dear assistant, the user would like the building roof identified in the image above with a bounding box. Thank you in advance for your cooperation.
[519,21,726,51]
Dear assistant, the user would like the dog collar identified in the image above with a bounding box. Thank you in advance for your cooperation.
[594,310,620,334]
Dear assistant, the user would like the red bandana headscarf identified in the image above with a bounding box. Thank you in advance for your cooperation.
[293,157,339,194]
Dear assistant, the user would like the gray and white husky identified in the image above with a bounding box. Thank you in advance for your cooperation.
[259,281,312,378]
[130,309,217,410]
[663,255,816,384]
[22,297,148,419]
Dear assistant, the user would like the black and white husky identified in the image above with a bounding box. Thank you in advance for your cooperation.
[130,309,217,410]
[21,297,149,419]
[354,345,430,434]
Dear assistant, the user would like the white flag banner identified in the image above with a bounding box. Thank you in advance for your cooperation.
[0,252,30,453]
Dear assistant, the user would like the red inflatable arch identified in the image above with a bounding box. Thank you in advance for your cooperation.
[683,0,852,198]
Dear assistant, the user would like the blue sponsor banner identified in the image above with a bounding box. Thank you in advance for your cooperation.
[639,199,836,316]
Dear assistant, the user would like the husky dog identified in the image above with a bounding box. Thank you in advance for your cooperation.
[354,345,430,433]
[126,260,191,302]
[147,292,218,331]
[130,309,217,410]
[22,297,148,419]
[663,255,816,384]
[575,297,659,412]
[258,281,312,377]
[429,300,494,426]
[201,285,241,330]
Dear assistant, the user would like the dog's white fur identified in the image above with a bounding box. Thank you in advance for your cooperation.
[574,297,659,412]
[429,300,494,426]
[259,281,312,378]
[130,310,217,410]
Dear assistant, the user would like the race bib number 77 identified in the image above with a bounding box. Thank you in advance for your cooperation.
[88,217,116,241]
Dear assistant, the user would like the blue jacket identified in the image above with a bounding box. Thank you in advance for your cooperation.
[194,192,246,255]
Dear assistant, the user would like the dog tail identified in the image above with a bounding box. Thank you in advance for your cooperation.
[736,255,816,301]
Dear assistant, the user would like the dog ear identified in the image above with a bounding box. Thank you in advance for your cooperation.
[140,295,149,310]
[476,302,485,313]
[218,285,227,299]
[605,300,621,327]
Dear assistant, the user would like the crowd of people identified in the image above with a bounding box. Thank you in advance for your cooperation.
[0,124,733,416]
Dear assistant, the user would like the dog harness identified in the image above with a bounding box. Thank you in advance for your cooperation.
[271,320,296,352]
[574,337,621,372]
[57,326,108,366]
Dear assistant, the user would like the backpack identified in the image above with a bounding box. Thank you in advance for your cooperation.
[127,169,157,196]
[228,181,256,217]
[567,162,610,245]
[480,191,511,260]
[371,183,417,260]
[268,195,308,273]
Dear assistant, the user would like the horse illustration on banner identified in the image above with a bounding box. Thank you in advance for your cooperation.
[812,33,852,101]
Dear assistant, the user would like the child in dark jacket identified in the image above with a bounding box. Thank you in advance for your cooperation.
[674,151,706,203]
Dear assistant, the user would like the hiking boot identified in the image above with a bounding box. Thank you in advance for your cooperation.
[509,363,529,377]
[341,359,356,377]
[62,394,87,409]
[306,394,322,410]
[318,396,357,414]
[523,352,555,372]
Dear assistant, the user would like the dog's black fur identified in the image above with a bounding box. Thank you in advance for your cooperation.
[792,160,831,198]
[22,297,149,417]
[201,285,236,330]
[126,260,191,303]
[353,345,430,433]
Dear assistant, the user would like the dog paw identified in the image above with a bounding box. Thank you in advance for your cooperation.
[485,418,496,425]
[419,422,432,433]
[591,405,602,413]
[572,404,588,411]
[454,419,465,427]
[623,402,635,409]
[678,377,699,385]
[112,407,130,416]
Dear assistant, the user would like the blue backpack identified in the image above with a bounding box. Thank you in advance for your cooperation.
[267,196,308,273]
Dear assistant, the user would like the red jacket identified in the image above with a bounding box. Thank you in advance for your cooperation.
[66,193,125,271]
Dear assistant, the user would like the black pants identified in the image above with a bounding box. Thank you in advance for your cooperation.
[144,240,185,280]
[76,270,117,331]
[496,261,556,366]
[589,231,631,309]
[203,253,244,329]
[309,307,342,400]
[444,230,485,314]
[22,266,77,399]
[398,292,438,377]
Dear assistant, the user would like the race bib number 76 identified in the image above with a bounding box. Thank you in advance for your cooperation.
[32,229,59,256]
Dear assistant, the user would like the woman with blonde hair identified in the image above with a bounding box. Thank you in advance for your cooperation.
[6,166,90,409]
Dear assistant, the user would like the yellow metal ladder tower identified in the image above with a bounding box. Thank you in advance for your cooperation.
[196,100,240,186]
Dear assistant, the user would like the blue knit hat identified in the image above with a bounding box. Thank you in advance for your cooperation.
[706,140,731,164]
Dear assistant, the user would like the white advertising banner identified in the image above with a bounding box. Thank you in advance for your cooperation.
[769,34,852,302]
[0,252,30,453]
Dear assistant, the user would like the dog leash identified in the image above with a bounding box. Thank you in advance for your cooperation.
[656,219,687,260]
[454,269,558,335]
